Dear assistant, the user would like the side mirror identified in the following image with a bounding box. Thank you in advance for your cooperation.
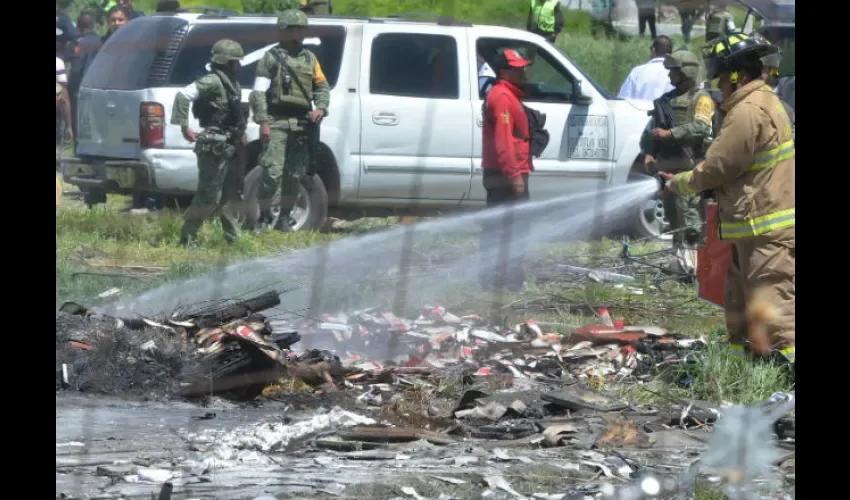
[573,80,592,105]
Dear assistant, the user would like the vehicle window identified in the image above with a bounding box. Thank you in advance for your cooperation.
[169,24,346,88]
[82,16,188,90]
[370,33,459,99]
[476,39,575,102]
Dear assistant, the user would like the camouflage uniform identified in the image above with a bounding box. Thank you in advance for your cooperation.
[705,7,736,42]
[249,9,330,231]
[171,39,247,244]
[641,50,714,260]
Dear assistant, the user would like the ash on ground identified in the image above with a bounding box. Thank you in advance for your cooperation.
[56,312,189,399]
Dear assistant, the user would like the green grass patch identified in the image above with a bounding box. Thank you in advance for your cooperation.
[56,195,341,305]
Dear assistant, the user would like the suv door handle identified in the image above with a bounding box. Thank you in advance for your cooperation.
[372,111,399,126]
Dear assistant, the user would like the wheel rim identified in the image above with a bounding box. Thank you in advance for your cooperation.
[272,184,310,231]
[289,185,310,231]
[639,194,671,240]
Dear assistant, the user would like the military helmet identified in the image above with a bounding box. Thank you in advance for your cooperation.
[210,39,244,65]
[278,9,308,30]
[702,32,777,80]
[664,49,703,82]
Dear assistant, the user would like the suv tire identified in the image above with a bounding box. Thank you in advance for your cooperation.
[241,166,328,232]
[628,173,672,242]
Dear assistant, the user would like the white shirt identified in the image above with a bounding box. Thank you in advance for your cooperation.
[56,57,67,84]
[617,57,673,101]
[478,61,496,92]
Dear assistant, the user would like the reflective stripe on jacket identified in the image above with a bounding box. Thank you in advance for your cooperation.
[530,0,559,32]
[668,79,795,241]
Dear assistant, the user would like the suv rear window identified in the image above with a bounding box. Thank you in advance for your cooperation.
[169,23,346,88]
[82,16,189,91]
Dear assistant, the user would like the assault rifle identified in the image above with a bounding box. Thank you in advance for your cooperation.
[646,93,696,173]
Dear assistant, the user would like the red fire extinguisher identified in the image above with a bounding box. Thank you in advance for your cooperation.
[696,200,731,307]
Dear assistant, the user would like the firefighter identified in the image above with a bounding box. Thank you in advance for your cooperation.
[659,33,794,367]
[751,32,794,142]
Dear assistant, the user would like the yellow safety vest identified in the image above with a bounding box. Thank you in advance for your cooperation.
[530,0,559,33]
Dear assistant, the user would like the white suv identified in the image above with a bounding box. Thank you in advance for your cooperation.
[64,12,665,238]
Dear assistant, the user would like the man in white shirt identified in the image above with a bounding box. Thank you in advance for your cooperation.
[478,55,496,94]
[617,35,674,100]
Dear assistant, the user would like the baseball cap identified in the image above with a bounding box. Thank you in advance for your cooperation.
[496,48,532,70]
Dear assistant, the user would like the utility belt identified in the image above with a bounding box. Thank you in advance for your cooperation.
[195,127,243,157]
[268,103,311,119]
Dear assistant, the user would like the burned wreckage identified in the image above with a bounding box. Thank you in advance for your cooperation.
[56,292,796,499]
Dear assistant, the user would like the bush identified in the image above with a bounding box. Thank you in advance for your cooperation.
[241,0,296,13]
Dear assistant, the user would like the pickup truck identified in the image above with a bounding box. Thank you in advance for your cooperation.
[63,12,663,238]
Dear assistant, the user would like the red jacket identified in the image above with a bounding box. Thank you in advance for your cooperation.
[482,79,531,179]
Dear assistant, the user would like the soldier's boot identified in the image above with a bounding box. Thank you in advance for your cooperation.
[273,212,294,233]
[252,210,274,234]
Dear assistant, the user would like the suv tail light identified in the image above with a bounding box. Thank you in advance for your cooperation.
[140,102,165,149]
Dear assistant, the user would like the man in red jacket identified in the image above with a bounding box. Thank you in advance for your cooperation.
[479,48,533,293]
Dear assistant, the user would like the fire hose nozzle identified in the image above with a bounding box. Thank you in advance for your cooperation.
[655,174,666,193]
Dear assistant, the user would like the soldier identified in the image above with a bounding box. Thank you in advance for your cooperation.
[641,49,714,279]
[249,9,330,232]
[705,4,736,42]
[660,33,795,367]
[171,39,247,246]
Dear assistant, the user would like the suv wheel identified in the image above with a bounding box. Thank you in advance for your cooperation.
[632,191,671,241]
[241,167,328,232]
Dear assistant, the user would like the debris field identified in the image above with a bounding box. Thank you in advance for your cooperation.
[55,290,795,500]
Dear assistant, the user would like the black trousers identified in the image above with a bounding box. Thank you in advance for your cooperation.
[638,8,657,38]
[479,170,530,292]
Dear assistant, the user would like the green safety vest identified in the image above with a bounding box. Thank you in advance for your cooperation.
[530,0,559,33]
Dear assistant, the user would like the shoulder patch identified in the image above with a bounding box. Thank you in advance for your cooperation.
[313,59,327,84]
[501,110,510,124]
[694,95,713,125]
